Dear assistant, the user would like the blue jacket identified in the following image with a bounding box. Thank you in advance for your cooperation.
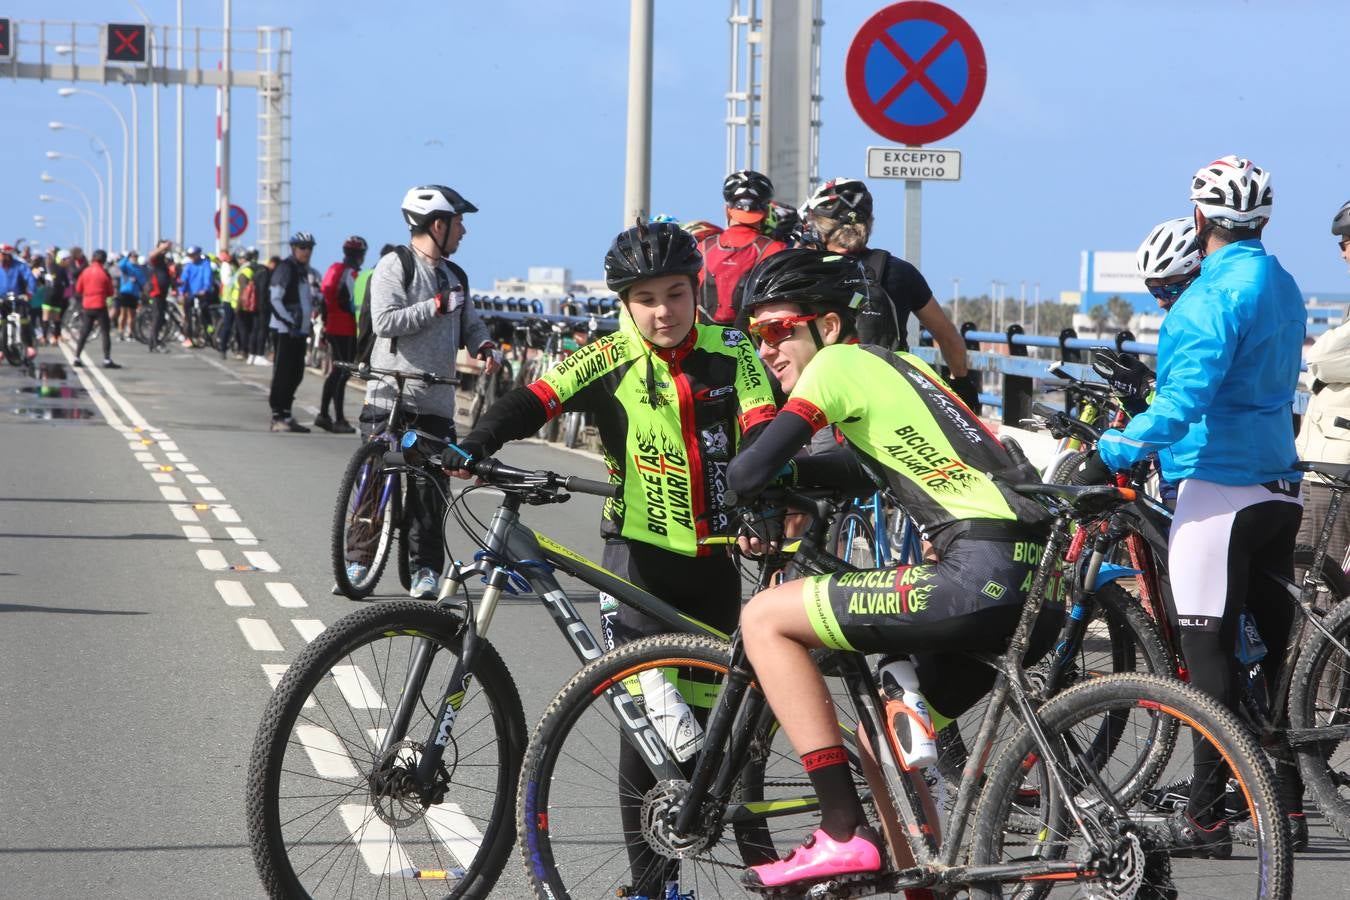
[118,257,148,295]
[178,258,216,296]
[0,259,36,296]
[1099,240,1305,485]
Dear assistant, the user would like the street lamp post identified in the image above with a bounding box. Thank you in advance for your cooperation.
[57,88,130,252]
[44,151,104,251]
[48,122,114,252]
[40,174,95,250]
[40,194,91,250]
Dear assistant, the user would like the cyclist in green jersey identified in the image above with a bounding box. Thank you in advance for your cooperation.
[724,250,1053,891]
[454,221,777,896]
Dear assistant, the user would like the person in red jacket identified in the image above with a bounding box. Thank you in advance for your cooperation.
[697,170,786,325]
[72,250,121,369]
[314,235,367,432]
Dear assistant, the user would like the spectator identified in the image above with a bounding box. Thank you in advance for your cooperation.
[145,240,175,353]
[231,248,259,363]
[696,169,785,325]
[43,249,72,345]
[267,233,320,432]
[314,235,367,433]
[72,249,120,369]
[115,251,147,341]
[249,254,279,366]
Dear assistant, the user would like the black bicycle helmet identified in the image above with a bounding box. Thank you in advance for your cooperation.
[723,170,774,212]
[763,201,800,242]
[603,221,703,295]
[804,177,873,225]
[741,249,870,319]
[289,230,316,247]
[1333,201,1350,240]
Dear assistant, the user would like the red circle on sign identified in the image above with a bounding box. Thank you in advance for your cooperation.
[214,204,249,239]
[845,1,987,146]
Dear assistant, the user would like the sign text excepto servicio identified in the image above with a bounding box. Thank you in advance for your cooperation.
[866,147,962,182]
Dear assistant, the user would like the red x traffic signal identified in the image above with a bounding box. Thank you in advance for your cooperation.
[106,23,147,64]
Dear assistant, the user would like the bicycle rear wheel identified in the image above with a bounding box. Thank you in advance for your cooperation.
[1289,596,1350,842]
[247,601,525,899]
[518,634,873,899]
[331,440,400,599]
[1293,543,1350,615]
[828,505,878,568]
[970,673,1290,900]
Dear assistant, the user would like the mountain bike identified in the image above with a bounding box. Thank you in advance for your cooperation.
[251,441,812,899]
[133,297,185,347]
[1,292,28,366]
[517,479,1292,899]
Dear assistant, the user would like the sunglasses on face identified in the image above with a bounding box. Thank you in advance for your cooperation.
[1146,276,1197,303]
[747,314,818,348]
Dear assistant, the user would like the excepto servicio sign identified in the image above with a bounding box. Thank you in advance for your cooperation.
[866,146,962,182]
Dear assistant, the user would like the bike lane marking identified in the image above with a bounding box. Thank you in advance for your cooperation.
[238,618,285,652]
[265,582,307,608]
[215,581,255,607]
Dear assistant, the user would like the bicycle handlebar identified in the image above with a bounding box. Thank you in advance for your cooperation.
[334,360,460,386]
[1031,401,1103,443]
[471,457,621,499]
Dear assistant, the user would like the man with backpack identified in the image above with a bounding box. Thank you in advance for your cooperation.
[267,232,322,432]
[230,248,259,361]
[349,185,498,599]
[802,177,980,410]
[697,169,786,325]
[314,235,367,433]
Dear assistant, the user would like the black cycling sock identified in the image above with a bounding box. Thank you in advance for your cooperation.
[1178,629,1235,826]
[803,746,864,841]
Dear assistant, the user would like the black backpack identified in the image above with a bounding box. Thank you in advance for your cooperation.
[856,249,902,351]
[356,246,471,364]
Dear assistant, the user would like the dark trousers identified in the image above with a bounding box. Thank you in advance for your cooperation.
[320,334,357,419]
[268,333,308,419]
[251,304,273,357]
[235,310,256,357]
[74,307,112,361]
[149,296,168,349]
[217,304,237,355]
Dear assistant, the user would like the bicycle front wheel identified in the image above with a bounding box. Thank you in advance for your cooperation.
[518,633,868,900]
[331,440,400,599]
[247,601,526,899]
[1289,596,1350,842]
[970,672,1290,900]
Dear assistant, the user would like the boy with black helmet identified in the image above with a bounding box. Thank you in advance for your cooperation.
[726,249,1054,892]
[454,220,777,896]
[697,169,787,325]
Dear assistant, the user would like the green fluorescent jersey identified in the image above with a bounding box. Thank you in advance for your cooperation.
[783,343,1050,546]
[528,314,777,556]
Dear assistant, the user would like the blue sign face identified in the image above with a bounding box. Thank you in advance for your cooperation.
[228,206,246,237]
[846,3,987,146]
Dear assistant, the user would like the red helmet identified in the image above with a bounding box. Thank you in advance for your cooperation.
[342,235,368,254]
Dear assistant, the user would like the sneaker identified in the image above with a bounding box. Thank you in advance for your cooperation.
[270,417,311,434]
[1232,811,1308,852]
[71,357,83,368]
[182,338,193,349]
[333,419,356,435]
[410,567,438,600]
[313,412,335,432]
[345,562,370,585]
[1141,776,1243,817]
[1155,810,1231,860]
[254,355,272,367]
[102,360,121,369]
[741,826,882,890]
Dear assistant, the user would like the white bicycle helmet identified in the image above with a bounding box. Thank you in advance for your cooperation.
[1136,217,1201,279]
[400,185,478,229]
[1189,155,1272,229]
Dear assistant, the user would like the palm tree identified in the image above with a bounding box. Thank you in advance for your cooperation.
[1088,304,1110,337]
[1106,295,1134,331]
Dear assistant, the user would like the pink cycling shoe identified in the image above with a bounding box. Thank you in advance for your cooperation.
[741,825,883,890]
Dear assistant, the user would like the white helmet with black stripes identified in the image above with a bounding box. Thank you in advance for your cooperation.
[1136,217,1201,279]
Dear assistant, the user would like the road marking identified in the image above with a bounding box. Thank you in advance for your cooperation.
[227,526,258,546]
[244,550,280,572]
[159,441,179,452]
[292,619,326,643]
[151,431,170,440]
[168,504,199,523]
[72,349,152,428]
[135,451,156,462]
[182,525,212,543]
[424,804,485,870]
[331,664,386,709]
[212,506,241,523]
[238,617,284,652]
[261,664,314,707]
[215,580,254,607]
[338,805,416,877]
[160,486,187,502]
[186,473,211,485]
[197,486,226,502]
[165,451,187,462]
[142,462,165,471]
[151,472,175,484]
[128,440,146,451]
[265,582,307,608]
[197,549,229,570]
[296,726,359,779]
[176,462,199,473]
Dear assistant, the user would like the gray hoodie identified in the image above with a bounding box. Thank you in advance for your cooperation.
[363,248,490,420]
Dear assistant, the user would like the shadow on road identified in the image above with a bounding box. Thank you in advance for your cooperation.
[0,532,181,541]
[0,603,149,616]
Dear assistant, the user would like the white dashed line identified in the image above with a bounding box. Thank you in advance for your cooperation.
[244,550,280,572]
[151,472,175,484]
[135,451,156,462]
[151,432,170,440]
[331,665,386,709]
[160,486,187,502]
[227,526,258,546]
[168,504,199,523]
[212,506,241,523]
[142,462,165,471]
[261,664,314,707]
[265,582,307,608]
[339,806,416,876]
[296,726,359,779]
[291,619,326,643]
[238,618,284,652]
[215,581,254,607]
[197,549,229,571]
[182,525,212,543]
[186,473,210,485]
[165,452,187,462]
[176,462,199,473]
[128,440,146,451]
[159,441,179,452]
[197,486,225,502]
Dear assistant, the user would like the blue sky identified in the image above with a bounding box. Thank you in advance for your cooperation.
[5,1,1349,301]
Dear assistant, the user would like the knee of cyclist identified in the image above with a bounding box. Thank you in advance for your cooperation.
[740,589,788,650]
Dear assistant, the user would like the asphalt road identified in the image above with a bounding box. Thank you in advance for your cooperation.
[2,339,1348,898]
